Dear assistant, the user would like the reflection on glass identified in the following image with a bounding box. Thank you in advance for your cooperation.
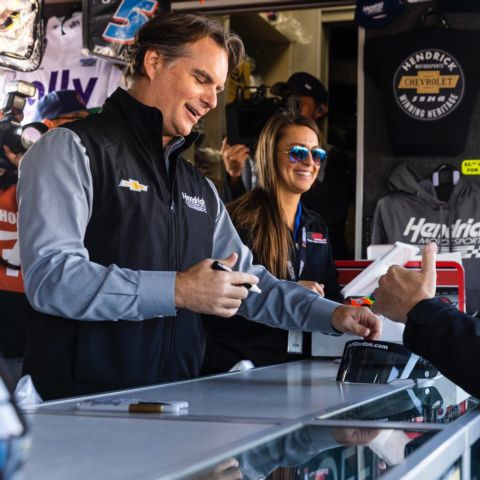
[193,458,242,480]
[191,426,437,480]
[328,376,478,424]
[0,357,30,480]
[439,459,462,480]
[471,437,480,480]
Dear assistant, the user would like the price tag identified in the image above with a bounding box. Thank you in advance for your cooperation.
[462,159,480,175]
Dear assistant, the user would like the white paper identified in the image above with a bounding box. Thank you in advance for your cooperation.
[341,242,419,298]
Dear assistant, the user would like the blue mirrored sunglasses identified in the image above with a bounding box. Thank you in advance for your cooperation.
[279,145,327,167]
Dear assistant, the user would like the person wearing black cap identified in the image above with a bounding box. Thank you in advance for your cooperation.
[221,72,330,203]
[222,71,355,259]
[270,71,330,122]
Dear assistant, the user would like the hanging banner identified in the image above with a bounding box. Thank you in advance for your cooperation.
[82,0,171,64]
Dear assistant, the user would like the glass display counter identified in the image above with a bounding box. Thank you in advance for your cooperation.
[21,361,480,479]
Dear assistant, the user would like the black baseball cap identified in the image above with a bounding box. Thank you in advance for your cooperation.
[271,72,328,106]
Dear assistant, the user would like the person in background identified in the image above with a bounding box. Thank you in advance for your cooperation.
[373,241,480,398]
[0,135,27,384]
[0,89,88,383]
[221,72,355,259]
[33,89,89,128]
[202,112,342,374]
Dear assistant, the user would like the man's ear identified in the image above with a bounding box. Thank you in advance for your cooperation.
[143,49,165,81]
[42,119,54,130]
[315,103,328,120]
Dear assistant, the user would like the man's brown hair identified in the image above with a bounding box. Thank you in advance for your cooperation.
[124,13,244,84]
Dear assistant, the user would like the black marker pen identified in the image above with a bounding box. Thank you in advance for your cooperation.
[212,260,262,294]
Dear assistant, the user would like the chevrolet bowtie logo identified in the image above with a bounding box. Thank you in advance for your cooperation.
[118,179,148,192]
[398,70,460,95]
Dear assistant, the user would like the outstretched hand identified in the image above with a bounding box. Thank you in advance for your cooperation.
[195,458,241,480]
[372,241,437,323]
[332,427,381,446]
[175,252,259,317]
[331,305,382,340]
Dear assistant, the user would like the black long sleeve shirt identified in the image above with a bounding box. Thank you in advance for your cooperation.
[405,298,480,398]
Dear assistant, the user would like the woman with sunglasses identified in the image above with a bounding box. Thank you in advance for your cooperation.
[202,112,342,374]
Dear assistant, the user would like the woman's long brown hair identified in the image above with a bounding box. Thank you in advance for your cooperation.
[227,112,321,279]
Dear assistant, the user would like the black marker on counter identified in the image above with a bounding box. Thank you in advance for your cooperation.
[212,260,262,294]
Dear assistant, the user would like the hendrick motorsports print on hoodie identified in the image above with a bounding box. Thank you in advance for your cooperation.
[372,163,480,314]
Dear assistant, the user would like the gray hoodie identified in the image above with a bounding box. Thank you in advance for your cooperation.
[372,163,480,314]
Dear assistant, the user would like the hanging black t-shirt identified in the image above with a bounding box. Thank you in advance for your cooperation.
[365,29,480,155]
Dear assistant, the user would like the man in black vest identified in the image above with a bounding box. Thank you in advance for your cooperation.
[17,13,380,400]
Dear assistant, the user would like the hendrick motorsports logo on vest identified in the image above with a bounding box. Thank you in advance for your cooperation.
[403,217,480,258]
[182,192,207,213]
[393,48,464,121]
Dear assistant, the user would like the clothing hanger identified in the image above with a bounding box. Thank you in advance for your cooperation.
[415,6,449,30]
[60,2,82,35]
[431,164,459,202]
[431,164,459,187]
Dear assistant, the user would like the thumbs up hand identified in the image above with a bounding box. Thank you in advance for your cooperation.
[372,242,437,323]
